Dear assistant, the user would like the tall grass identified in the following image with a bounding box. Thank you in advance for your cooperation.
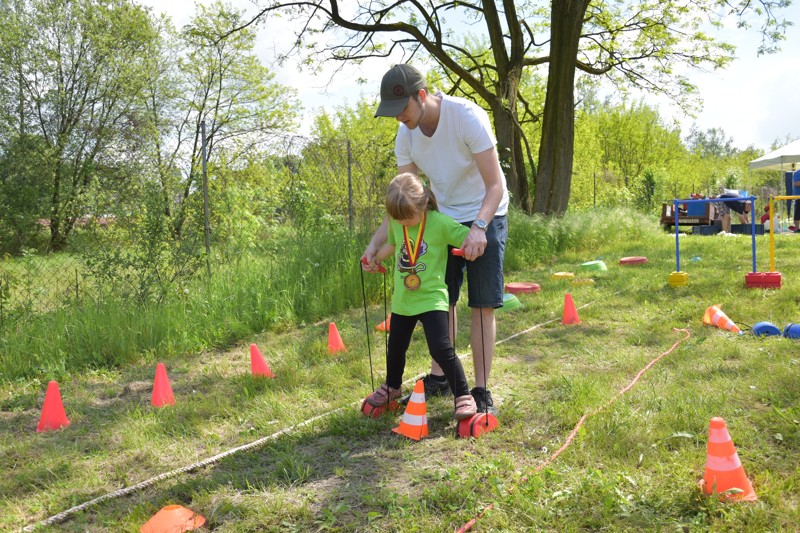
[0,208,664,381]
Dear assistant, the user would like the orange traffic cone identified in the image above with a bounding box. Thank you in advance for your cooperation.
[375,313,391,332]
[561,293,581,325]
[141,504,205,532]
[328,322,346,354]
[702,304,741,334]
[151,363,175,407]
[392,379,429,441]
[37,380,70,432]
[701,417,757,501]
[249,343,275,378]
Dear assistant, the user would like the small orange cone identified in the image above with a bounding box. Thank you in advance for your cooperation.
[701,417,757,501]
[375,313,391,332]
[328,322,346,354]
[37,380,70,432]
[151,363,175,407]
[141,504,205,532]
[702,304,741,334]
[392,379,429,441]
[561,293,581,325]
[249,343,275,378]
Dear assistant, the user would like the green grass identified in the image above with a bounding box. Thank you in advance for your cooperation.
[1,208,800,531]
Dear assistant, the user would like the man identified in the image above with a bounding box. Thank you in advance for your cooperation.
[716,191,751,232]
[362,63,509,415]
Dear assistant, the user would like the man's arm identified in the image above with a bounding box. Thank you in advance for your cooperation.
[460,146,504,261]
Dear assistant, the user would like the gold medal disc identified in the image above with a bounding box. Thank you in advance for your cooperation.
[404,273,421,291]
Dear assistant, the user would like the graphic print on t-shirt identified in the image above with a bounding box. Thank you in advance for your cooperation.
[398,237,427,290]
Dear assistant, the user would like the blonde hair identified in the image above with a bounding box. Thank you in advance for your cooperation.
[386,173,438,220]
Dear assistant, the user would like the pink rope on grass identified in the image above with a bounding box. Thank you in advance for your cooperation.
[456,327,691,533]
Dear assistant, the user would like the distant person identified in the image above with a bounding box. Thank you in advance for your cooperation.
[364,63,509,415]
[792,169,800,232]
[365,173,477,421]
[715,192,751,232]
[785,169,794,225]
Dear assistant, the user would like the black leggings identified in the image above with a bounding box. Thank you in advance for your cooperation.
[386,311,470,397]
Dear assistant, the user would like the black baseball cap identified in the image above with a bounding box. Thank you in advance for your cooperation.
[374,64,426,118]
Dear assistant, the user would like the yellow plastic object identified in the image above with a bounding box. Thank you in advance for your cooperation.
[668,271,688,287]
[572,278,595,286]
[551,272,575,280]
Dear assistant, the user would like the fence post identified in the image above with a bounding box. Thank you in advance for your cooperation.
[75,268,79,301]
[593,171,596,207]
[201,120,212,279]
[347,139,354,232]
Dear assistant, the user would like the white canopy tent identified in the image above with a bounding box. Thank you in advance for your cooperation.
[749,139,800,172]
[749,138,800,229]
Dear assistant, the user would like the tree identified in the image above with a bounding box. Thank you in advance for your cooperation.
[233,0,789,215]
[0,0,159,249]
[0,134,54,253]
[140,1,300,239]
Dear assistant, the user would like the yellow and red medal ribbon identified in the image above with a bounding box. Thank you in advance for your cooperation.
[402,211,426,268]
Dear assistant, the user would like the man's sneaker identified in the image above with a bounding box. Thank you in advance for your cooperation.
[400,374,451,404]
[470,387,498,416]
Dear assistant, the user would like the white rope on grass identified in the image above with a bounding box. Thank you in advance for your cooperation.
[23,293,609,531]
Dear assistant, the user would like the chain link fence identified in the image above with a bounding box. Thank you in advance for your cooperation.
[0,135,393,327]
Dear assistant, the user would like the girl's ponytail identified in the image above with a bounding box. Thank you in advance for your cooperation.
[424,186,439,212]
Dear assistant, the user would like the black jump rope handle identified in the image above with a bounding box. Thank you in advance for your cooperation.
[361,256,387,273]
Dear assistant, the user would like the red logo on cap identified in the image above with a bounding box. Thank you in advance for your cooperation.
[393,85,405,96]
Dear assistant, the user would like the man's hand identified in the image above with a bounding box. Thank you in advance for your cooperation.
[461,226,487,261]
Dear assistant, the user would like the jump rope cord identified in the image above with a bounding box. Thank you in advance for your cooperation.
[359,266,375,391]
[383,268,389,376]
[455,327,692,533]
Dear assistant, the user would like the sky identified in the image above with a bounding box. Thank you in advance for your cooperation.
[138,0,800,153]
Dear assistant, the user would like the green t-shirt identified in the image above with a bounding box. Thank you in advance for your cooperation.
[387,209,470,315]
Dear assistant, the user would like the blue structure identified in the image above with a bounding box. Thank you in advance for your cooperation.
[673,196,758,274]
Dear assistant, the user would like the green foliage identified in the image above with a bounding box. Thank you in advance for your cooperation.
[0,0,160,249]
[83,182,205,304]
[0,134,53,254]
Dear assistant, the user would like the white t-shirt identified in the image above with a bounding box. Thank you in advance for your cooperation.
[395,93,510,223]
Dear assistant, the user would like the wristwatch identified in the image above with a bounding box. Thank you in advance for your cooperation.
[473,218,488,231]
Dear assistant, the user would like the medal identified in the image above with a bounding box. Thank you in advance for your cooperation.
[404,273,421,291]
[402,212,427,291]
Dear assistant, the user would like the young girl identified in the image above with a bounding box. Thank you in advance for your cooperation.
[366,172,477,420]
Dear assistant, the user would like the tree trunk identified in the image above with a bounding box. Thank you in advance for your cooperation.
[490,68,532,213]
[493,105,532,213]
[534,0,589,215]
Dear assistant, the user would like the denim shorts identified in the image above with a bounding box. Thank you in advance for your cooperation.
[446,215,507,308]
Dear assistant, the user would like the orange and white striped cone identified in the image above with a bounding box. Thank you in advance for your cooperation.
[702,304,741,334]
[700,417,757,501]
[392,379,429,441]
